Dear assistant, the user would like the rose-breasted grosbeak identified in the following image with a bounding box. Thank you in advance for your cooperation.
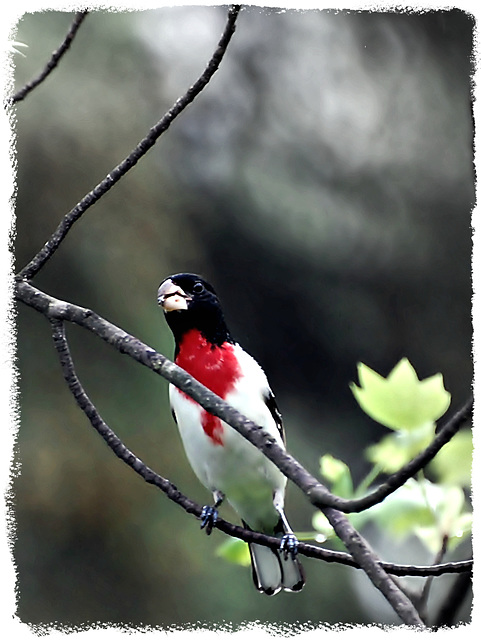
[157,273,305,595]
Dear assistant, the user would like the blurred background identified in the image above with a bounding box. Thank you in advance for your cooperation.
[12,6,473,629]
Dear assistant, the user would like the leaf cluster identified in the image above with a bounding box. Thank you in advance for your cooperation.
[314,359,472,554]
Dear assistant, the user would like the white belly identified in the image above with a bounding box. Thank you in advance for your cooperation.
[169,378,286,532]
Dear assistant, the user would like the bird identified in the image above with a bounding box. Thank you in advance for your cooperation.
[157,273,305,595]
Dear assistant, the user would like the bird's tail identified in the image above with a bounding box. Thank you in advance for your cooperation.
[244,521,305,596]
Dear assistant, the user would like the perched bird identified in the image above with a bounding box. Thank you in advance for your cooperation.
[157,273,305,595]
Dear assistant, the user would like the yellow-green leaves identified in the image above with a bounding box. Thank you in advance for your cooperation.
[351,359,451,473]
[350,358,451,432]
[375,479,473,553]
[313,454,370,542]
[311,360,472,557]
[429,429,473,488]
[215,538,251,567]
[319,454,353,498]
[366,423,435,473]
[314,454,472,554]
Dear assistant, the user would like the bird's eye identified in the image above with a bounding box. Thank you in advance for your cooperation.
[193,282,204,294]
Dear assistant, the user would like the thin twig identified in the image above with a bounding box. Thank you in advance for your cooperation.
[49,319,472,580]
[10,11,89,104]
[16,5,242,282]
[433,569,473,627]
[417,535,449,623]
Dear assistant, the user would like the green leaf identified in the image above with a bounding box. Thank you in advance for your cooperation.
[367,478,436,539]
[313,475,472,554]
[215,538,251,567]
[429,429,473,487]
[367,478,472,553]
[311,511,335,541]
[350,359,451,431]
[320,454,353,498]
[312,507,373,543]
[366,422,436,473]
[432,484,472,550]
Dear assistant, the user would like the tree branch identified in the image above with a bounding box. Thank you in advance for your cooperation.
[16,4,242,282]
[382,559,472,578]
[16,280,470,517]
[18,281,427,624]
[10,11,89,105]
[14,279,355,511]
[49,318,472,582]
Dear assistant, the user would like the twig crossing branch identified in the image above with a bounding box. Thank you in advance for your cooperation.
[17,279,473,626]
[49,318,472,581]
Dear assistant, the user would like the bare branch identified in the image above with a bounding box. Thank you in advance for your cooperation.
[10,11,89,105]
[49,318,472,582]
[49,317,200,514]
[16,5,242,282]
[383,559,472,578]
[20,282,427,624]
[15,279,355,510]
[16,280,471,517]
[321,506,423,625]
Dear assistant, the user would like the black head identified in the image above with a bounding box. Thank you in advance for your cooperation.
[157,273,233,348]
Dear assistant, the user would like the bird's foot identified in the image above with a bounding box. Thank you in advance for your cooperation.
[279,533,299,560]
[200,505,218,535]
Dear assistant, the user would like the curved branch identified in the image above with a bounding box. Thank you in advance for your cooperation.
[17,4,242,281]
[49,318,472,581]
[49,318,203,517]
[15,279,353,510]
[18,283,426,624]
[17,280,470,516]
[10,11,89,105]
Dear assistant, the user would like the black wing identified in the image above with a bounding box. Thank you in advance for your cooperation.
[264,389,285,444]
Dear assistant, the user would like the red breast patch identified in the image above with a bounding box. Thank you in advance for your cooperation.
[175,329,241,445]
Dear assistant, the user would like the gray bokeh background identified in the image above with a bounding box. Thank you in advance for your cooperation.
[12,7,473,628]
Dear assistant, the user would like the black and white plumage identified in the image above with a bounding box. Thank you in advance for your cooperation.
[157,273,305,595]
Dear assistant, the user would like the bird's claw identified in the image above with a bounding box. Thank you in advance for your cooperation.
[200,505,218,535]
[280,533,299,560]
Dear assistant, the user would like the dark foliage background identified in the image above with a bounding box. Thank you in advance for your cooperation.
[12,7,473,628]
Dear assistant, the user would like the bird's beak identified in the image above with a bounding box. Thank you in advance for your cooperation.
[157,279,191,312]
